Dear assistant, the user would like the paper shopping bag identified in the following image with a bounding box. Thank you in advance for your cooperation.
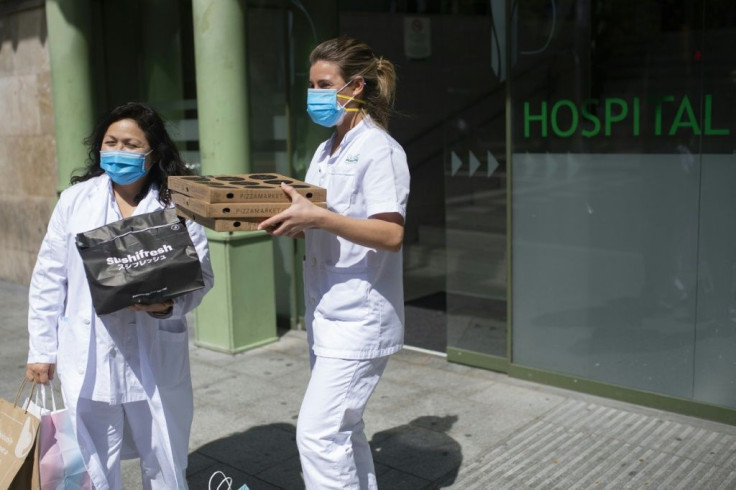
[29,384,91,490]
[75,208,204,315]
[0,379,41,489]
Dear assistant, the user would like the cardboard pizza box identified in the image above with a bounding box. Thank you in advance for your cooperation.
[175,203,264,232]
[171,191,326,218]
[168,173,326,203]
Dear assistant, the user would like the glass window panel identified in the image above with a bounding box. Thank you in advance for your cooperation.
[692,0,736,408]
[695,155,736,407]
[512,152,698,397]
[508,0,736,404]
[511,0,736,410]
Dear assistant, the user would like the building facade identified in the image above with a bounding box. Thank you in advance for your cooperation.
[1,0,735,423]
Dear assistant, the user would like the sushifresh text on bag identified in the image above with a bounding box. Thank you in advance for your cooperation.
[76,208,204,314]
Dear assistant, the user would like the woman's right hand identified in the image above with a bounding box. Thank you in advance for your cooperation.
[26,363,55,384]
[258,182,324,238]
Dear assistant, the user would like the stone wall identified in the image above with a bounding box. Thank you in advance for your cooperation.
[0,6,56,284]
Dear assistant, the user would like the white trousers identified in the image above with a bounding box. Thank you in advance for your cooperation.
[77,399,184,490]
[297,355,389,490]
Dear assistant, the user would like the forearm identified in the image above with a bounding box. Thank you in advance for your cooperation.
[316,210,404,252]
[258,184,404,250]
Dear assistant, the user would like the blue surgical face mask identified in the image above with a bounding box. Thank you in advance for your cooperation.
[306,81,364,127]
[100,150,153,185]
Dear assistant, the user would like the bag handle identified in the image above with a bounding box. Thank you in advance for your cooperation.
[34,381,59,412]
[49,382,58,410]
[13,378,37,412]
[208,470,249,490]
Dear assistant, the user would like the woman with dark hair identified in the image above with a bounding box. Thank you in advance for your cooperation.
[259,37,410,489]
[71,101,192,206]
[26,102,214,489]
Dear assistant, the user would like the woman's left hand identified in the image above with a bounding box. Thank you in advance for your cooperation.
[128,300,174,313]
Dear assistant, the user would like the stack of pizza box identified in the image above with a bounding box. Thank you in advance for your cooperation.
[168,173,327,232]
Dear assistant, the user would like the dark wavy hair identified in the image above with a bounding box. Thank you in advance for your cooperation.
[71,102,192,205]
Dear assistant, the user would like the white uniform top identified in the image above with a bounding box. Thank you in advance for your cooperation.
[87,183,148,404]
[303,116,411,359]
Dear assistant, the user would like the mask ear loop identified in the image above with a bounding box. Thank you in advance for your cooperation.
[338,94,365,112]
[337,77,366,110]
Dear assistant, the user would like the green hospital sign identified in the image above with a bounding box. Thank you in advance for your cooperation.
[523,95,729,138]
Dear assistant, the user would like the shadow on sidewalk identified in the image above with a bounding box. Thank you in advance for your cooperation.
[187,415,463,489]
[372,415,463,488]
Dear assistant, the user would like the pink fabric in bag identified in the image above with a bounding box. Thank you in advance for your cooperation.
[33,384,91,490]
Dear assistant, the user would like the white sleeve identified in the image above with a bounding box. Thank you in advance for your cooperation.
[169,219,214,319]
[27,200,69,364]
[362,136,410,219]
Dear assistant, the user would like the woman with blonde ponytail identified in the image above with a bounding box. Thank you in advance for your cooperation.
[258,37,410,489]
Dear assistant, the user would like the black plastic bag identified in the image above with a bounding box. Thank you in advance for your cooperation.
[75,208,204,315]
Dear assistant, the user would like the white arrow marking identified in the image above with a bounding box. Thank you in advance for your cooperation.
[487,150,499,177]
[469,151,481,177]
[451,151,462,176]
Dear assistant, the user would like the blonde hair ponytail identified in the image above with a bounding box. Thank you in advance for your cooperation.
[372,56,396,128]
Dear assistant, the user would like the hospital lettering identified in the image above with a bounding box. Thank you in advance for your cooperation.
[523,95,729,138]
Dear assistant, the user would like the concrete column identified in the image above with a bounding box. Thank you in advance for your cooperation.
[192,0,250,173]
[45,0,95,193]
[191,0,277,353]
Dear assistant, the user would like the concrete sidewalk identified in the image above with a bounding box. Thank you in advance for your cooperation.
[2,279,735,489]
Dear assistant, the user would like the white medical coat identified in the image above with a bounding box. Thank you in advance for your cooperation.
[303,117,410,360]
[27,174,214,489]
